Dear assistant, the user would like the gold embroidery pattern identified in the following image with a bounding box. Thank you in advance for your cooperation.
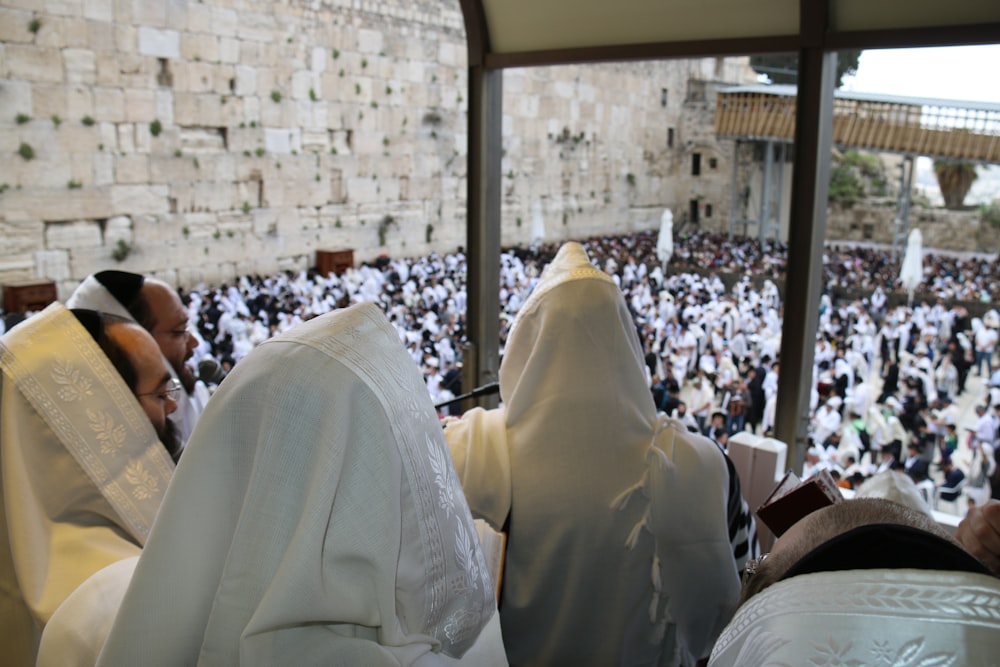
[125,460,160,500]
[51,358,94,402]
[87,408,127,454]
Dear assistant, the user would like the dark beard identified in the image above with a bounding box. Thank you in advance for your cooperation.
[177,363,197,395]
[157,417,182,463]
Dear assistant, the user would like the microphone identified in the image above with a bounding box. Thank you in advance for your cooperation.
[434,381,500,410]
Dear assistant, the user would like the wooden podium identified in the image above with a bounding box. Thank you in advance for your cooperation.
[3,280,58,314]
[727,432,788,552]
[316,249,354,277]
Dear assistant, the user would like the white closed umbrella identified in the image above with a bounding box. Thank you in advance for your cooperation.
[899,228,923,306]
[531,201,545,249]
[656,208,674,272]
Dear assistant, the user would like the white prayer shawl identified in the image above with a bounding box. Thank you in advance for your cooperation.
[709,569,1000,666]
[0,303,173,666]
[445,242,739,666]
[96,303,503,667]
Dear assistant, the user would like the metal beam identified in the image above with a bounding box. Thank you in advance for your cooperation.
[464,65,503,408]
[775,2,835,474]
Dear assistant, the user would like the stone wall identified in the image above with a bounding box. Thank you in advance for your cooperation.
[0,0,758,297]
[826,201,1000,254]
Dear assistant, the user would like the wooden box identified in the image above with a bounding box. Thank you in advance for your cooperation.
[316,249,354,277]
[3,281,58,314]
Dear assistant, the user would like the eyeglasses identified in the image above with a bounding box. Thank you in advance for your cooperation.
[138,378,183,403]
[740,552,769,588]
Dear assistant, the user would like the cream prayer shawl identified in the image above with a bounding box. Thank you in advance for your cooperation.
[0,303,172,666]
[709,569,1000,666]
[97,303,502,666]
[446,242,739,666]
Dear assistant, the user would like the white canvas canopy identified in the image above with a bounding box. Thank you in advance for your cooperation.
[899,228,923,305]
[656,209,674,272]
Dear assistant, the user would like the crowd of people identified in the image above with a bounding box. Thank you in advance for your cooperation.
[151,230,1000,510]
[3,229,1000,666]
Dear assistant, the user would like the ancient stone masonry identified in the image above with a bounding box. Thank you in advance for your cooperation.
[0,0,756,295]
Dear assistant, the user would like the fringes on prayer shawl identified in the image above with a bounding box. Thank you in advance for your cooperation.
[610,470,648,512]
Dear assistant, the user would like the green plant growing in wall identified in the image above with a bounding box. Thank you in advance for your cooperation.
[332,48,340,59]
[309,88,318,101]
[52,115,61,127]
[382,136,390,146]
[271,90,282,102]
[377,215,396,246]
[355,83,361,95]
[111,239,132,262]
[242,201,251,214]
[213,230,221,239]
[67,180,82,189]
[250,121,257,128]
[193,158,200,169]
[361,58,368,69]
[18,143,35,160]
[625,173,636,186]
[82,115,95,126]
[150,119,163,136]
[16,113,30,124]
[425,223,434,243]
[370,100,378,109]
[182,226,190,238]
[386,85,393,95]
[28,17,41,33]
[335,218,342,228]
[338,69,345,77]
[516,217,522,227]
[226,230,234,238]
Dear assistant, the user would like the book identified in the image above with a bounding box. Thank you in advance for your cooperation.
[755,469,843,538]
[474,518,507,601]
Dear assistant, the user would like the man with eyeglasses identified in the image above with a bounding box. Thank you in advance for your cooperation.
[67,270,210,447]
[0,304,175,665]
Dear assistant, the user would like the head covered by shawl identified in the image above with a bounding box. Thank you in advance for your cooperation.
[710,566,1000,665]
[711,498,998,665]
[97,302,501,666]
[446,242,739,665]
[0,303,172,665]
[65,270,144,321]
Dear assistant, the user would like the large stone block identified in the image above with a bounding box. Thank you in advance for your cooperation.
[110,184,169,216]
[357,29,383,54]
[133,0,168,29]
[31,84,67,119]
[123,88,156,123]
[3,187,111,221]
[0,79,33,117]
[346,177,378,204]
[0,219,45,255]
[65,85,94,119]
[137,26,179,59]
[45,219,103,249]
[93,87,125,121]
[63,49,97,86]
[219,37,240,65]
[83,0,113,22]
[35,249,71,281]
[6,45,64,83]
[115,154,150,184]
[264,127,301,154]
[0,8,33,44]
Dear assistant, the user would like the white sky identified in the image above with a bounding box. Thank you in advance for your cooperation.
[841,45,1000,104]
[841,44,1000,204]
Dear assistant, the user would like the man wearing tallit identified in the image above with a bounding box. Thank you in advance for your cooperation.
[0,304,176,665]
[67,270,210,447]
[444,242,743,666]
[95,303,506,666]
